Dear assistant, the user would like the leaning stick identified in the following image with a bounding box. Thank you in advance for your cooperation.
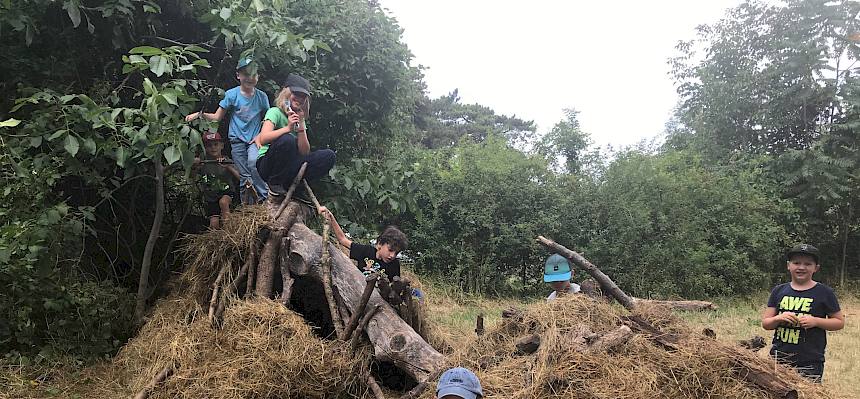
[133,364,174,399]
[367,374,387,399]
[537,235,636,310]
[399,367,445,399]
[274,162,308,220]
[207,264,230,325]
[341,273,379,340]
[244,234,263,299]
[350,304,381,350]
[215,259,250,321]
[303,180,345,337]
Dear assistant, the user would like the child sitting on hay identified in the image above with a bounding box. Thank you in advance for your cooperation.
[195,130,240,229]
[761,244,844,383]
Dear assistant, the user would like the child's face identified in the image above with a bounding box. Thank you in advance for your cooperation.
[550,280,570,293]
[289,92,308,116]
[375,243,399,264]
[204,140,223,157]
[236,70,258,87]
[787,254,819,283]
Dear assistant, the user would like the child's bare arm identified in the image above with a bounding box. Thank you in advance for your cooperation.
[318,206,352,248]
[186,107,226,122]
[798,311,845,331]
[223,163,242,181]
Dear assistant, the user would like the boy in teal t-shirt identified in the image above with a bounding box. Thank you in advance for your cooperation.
[186,57,269,201]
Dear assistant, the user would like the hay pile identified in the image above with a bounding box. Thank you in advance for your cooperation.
[439,295,839,399]
[113,296,370,399]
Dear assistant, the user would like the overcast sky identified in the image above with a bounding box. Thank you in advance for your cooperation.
[378,0,744,148]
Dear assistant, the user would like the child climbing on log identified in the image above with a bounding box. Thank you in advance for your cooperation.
[316,206,405,281]
[186,57,269,202]
[543,254,581,301]
[761,244,844,383]
[195,130,240,229]
[254,74,335,198]
[435,367,483,399]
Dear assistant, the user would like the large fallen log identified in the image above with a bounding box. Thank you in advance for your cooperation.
[633,298,718,311]
[286,222,444,382]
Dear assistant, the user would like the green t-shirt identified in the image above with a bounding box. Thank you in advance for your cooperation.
[258,107,305,158]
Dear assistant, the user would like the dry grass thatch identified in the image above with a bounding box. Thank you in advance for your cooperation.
[111,296,370,399]
[435,295,841,399]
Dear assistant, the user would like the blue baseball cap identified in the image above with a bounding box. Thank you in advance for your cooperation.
[236,57,255,71]
[543,254,571,283]
[437,367,483,399]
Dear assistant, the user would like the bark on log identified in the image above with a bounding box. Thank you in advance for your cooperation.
[133,364,174,399]
[286,223,444,382]
[278,236,294,305]
[515,334,541,355]
[244,231,264,299]
[350,304,381,350]
[342,274,379,340]
[255,229,284,297]
[537,235,636,310]
[634,298,718,311]
[208,263,230,325]
[621,315,679,351]
[319,220,344,338]
[581,325,633,354]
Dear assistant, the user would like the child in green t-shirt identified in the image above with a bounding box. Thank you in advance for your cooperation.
[253,74,335,197]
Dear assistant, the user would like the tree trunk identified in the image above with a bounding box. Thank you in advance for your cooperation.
[135,158,165,324]
[286,223,444,382]
[537,235,636,310]
[255,229,284,297]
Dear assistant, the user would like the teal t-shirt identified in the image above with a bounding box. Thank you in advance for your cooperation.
[258,107,305,157]
[219,87,269,143]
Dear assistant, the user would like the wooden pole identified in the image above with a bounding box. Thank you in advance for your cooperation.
[537,235,636,310]
[132,364,174,399]
[274,162,308,220]
[475,313,485,336]
[367,374,387,399]
[301,180,344,338]
[350,304,381,350]
[341,273,379,340]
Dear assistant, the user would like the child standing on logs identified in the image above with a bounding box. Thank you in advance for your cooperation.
[435,367,483,399]
[761,244,844,382]
[186,57,270,202]
[195,130,240,229]
[543,254,580,301]
[315,206,405,281]
[254,73,335,198]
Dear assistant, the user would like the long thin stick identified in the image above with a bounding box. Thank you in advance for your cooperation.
[274,162,308,220]
[537,235,636,310]
[207,264,230,325]
[301,179,344,337]
[367,374,387,399]
[350,304,381,350]
[341,273,379,340]
[132,364,174,399]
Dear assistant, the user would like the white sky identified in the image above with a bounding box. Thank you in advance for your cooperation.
[378,0,744,148]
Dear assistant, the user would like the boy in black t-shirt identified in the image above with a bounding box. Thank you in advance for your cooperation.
[196,131,241,229]
[317,206,407,280]
[761,244,844,382]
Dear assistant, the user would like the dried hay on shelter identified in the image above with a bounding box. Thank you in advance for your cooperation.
[112,296,370,399]
[439,295,840,399]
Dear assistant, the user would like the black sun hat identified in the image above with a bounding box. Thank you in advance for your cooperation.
[284,73,311,96]
[787,244,819,263]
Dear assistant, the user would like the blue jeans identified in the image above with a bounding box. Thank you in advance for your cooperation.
[230,140,268,202]
[256,134,335,189]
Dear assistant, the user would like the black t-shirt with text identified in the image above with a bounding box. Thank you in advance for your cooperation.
[349,242,400,280]
[767,282,840,364]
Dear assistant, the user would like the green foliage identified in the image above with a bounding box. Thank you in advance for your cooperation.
[535,108,590,174]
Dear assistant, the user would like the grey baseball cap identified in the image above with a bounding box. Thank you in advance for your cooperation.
[436,367,483,399]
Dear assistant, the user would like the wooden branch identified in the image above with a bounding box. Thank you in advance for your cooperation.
[341,273,379,340]
[399,367,445,399]
[738,335,766,351]
[135,158,165,324]
[132,364,174,399]
[634,298,718,311]
[274,162,308,220]
[475,313,485,336]
[207,263,230,326]
[537,235,636,310]
[580,325,633,354]
[621,315,679,351]
[278,236,294,305]
[244,230,266,299]
[367,374,387,399]
[320,220,344,338]
[255,229,284,297]
[350,304,381,350]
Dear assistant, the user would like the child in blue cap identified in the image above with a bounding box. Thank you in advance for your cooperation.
[436,367,483,399]
[543,253,580,301]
